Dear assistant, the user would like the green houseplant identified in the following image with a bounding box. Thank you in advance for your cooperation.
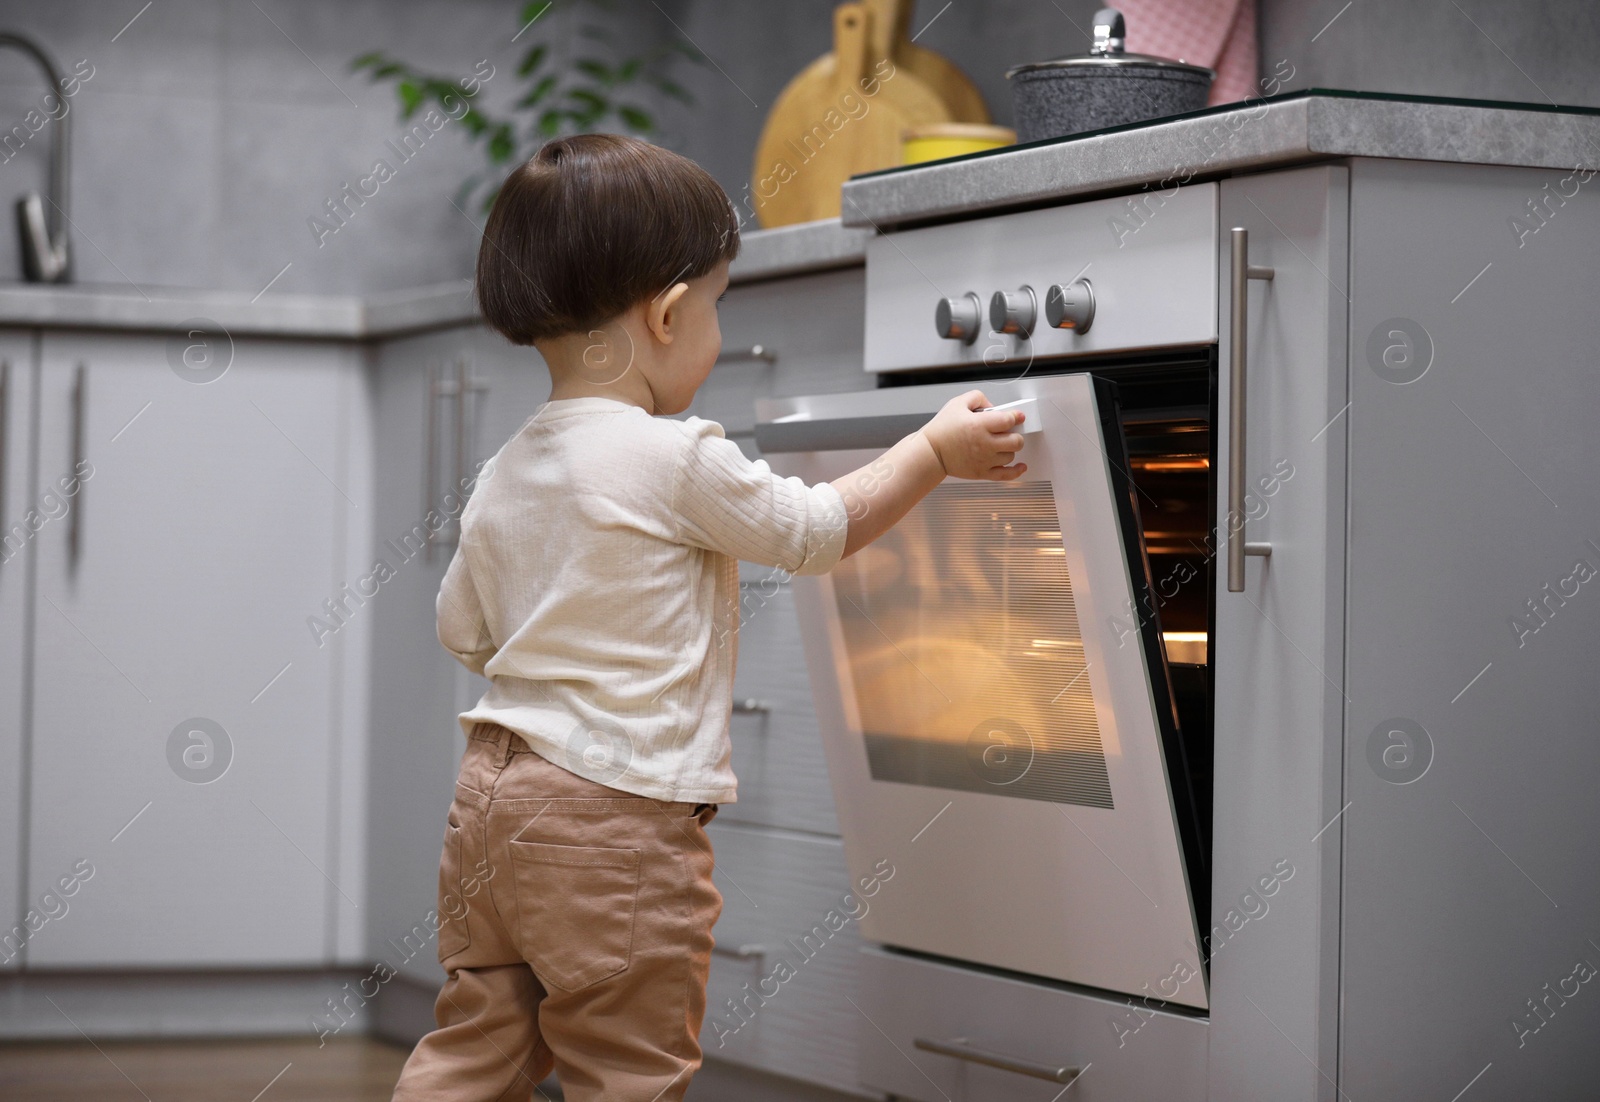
[353,0,701,210]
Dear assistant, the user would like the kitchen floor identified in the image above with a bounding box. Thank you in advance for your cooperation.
[0,1038,417,1101]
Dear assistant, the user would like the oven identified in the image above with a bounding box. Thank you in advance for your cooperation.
[755,181,1235,1096]
[757,360,1216,1002]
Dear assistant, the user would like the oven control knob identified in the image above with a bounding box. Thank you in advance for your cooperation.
[1045,279,1096,333]
[989,286,1038,339]
[934,292,984,343]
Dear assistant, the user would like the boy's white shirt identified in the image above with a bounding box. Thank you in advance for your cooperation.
[437,395,849,803]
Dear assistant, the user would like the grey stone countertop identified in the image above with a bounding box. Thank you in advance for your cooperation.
[840,89,1600,228]
[0,218,868,339]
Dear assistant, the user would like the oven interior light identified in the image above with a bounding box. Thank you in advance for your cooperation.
[1162,631,1208,665]
[1131,457,1210,471]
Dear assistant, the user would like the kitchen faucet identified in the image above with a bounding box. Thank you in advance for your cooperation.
[0,31,71,283]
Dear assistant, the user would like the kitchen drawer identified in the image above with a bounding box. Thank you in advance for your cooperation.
[857,945,1208,1102]
[725,575,839,836]
[701,822,867,1093]
[687,267,867,438]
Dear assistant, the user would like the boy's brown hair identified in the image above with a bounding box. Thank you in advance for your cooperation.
[476,134,741,345]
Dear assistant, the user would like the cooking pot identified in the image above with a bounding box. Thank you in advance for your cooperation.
[1007,8,1214,144]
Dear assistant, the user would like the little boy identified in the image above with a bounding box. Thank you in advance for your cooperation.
[392,133,1025,1102]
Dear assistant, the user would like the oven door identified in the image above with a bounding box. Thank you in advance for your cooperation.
[756,371,1208,1010]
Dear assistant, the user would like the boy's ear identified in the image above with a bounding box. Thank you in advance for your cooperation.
[646,282,690,345]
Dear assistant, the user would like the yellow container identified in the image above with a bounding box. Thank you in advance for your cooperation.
[902,123,1017,165]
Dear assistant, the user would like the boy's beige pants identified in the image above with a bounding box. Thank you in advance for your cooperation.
[392,722,723,1102]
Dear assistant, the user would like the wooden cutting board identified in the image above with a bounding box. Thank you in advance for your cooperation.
[750,2,955,227]
[864,0,989,125]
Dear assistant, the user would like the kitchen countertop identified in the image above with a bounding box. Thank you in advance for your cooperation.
[728,217,872,283]
[0,218,869,339]
[841,89,1600,228]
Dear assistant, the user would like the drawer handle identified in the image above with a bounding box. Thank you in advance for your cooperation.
[914,1036,1080,1085]
[712,942,767,960]
[731,699,772,716]
[716,344,777,366]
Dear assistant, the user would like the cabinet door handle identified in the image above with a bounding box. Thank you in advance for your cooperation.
[449,359,488,551]
[716,344,777,366]
[424,357,487,562]
[1227,226,1275,593]
[914,1036,1080,1085]
[424,358,441,563]
[731,698,772,716]
[69,361,85,573]
[452,356,467,549]
[711,942,767,960]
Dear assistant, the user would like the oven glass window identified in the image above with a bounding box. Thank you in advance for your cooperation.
[832,479,1114,808]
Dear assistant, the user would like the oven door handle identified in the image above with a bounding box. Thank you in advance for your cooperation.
[755,411,938,454]
[1228,226,1276,592]
[913,1036,1080,1085]
[755,398,1039,455]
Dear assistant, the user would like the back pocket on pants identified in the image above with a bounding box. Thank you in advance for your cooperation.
[509,840,642,991]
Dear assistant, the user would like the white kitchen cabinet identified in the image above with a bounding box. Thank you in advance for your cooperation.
[365,324,553,988]
[0,329,36,973]
[1208,165,1351,1102]
[700,821,869,1094]
[689,267,866,837]
[688,268,868,439]
[24,330,364,967]
[1337,159,1600,1101]
[364,327,468,989]
[689,268,875,1095]
[725,578,841,835]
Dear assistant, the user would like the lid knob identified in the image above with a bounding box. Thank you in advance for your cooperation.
[1091,7,1126,55]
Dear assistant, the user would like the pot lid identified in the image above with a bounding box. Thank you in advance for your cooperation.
[1006,7,1216,79]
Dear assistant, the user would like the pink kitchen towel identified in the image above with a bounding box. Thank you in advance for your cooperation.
[1116,0,1261,106]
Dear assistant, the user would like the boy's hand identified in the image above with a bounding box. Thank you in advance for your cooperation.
[918,391,1028,481]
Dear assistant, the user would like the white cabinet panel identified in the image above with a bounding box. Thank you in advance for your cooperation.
[688,267,868,439]
[1211,166,1349,1101]
[365,326,552,987]
[1339,160,1600,1102]
[0,330,36,973]
[27,331,356,966]
[688,267,867,837]
[365,329,467,989]
[700,822,867,1094]
[724,580,839,836]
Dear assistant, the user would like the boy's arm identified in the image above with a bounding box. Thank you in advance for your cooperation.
[829,390,1027,560]
[670,391,1023,574]
[672,423,850,577]
[436,544,496,676]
